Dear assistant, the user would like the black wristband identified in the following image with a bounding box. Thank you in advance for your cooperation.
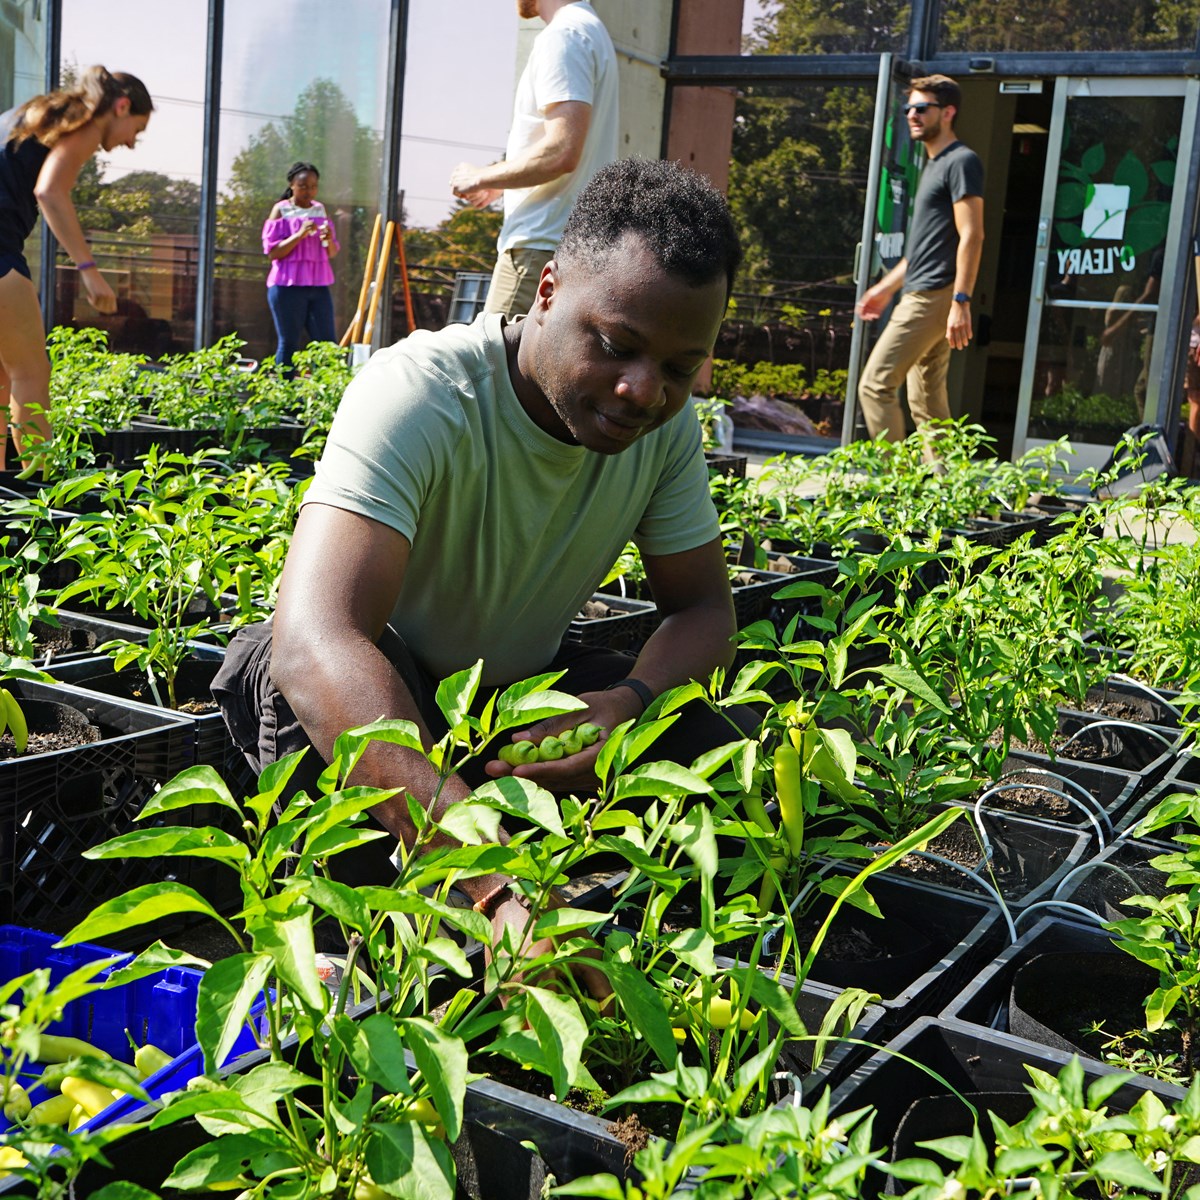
[605,677,654,714]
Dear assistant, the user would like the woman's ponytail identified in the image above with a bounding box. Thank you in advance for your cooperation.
[11,65,154,148]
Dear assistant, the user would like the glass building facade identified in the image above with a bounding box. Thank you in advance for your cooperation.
[7,0,1200,459]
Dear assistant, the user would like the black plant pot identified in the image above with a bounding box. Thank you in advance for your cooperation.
[939,914,1184,1074]
[779,871,1002,1036]
[45,647,252,915]
[985,752,1141,836]
[827,1014,1187,1200]
[879,805,1092,911]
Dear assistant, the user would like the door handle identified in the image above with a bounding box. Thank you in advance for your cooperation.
[1033,258,1046,301]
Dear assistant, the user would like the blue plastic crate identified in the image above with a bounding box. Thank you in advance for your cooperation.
[0,925,266,1133]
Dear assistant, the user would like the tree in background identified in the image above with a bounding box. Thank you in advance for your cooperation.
[745,0,909,54]
[403,202,502,279]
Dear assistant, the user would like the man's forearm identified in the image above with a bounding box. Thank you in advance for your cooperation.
[954,229,983,298]
[271,632,475,848]
[623,602,737,699]
[471,136,577,192]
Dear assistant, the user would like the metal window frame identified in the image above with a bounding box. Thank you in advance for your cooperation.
[42,0,409,350]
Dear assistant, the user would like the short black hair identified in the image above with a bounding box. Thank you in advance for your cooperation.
[909,74,962,118]
[558,158,742,295]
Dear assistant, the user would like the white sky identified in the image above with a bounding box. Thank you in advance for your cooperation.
[61,0,769,231]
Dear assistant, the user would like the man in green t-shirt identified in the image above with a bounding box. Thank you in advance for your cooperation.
[214,159,747,975]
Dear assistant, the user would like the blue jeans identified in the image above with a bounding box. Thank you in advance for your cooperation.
[267,284,335,368]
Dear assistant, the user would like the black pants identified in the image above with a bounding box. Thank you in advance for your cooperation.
[212,621,758,888]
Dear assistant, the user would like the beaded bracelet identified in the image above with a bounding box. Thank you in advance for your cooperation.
[76,260,96,271]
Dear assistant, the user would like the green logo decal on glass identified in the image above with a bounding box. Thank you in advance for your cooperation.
[1054,139,1175,256]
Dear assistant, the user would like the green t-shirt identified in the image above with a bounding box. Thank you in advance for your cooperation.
[302,313,720,686]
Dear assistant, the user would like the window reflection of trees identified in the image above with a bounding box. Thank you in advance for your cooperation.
[939,0,1200,53]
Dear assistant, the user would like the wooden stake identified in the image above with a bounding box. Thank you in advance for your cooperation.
[362,220,394,347]
[396,225,416,336]
[342,213,382,347]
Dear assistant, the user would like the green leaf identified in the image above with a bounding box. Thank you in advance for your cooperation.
[83,826,249,864]
[497,687,586,727]
[872,664,951,714]
[1081,143,1106,175]
[614,760,714,801]
[102,941,210,986]
[334,716,423,759]
[462,776,565,838]
[1054,181,1089,220]
[1093,1149,1169,1192]
[254,910,325,1013]
[366,1121,456,1200]
[59,883,222,945]
[746,970,807,1036]
[1055,221,1086,247]
[1151,159,1175,186]
[401,1016,467,1143]
[354,1012,412,1092]
[164,1132,286,1189]
[667,805,718,879]
[435,660,483,732]
[662,926,716,975]
[89,1185,163,1200]
[524,985,588,1100]
[1123,202,1170,256]
[1145,982,1181,1030]
[305,876,371,933]
[196,953,273,1073]
[606,960,679,1069]
[1113,150,1149,204]
[135,765,239,817]
[531,907,613,939]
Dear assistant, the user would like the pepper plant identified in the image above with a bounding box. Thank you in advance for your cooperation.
[49,449,260,708]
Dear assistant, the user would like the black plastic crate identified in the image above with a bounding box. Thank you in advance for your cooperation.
[729,567,793,630]
[0,680,193,934]
[987,752,1142,837]
[44,648,252,914]
[703,450,749,479]
[565,593,658,653]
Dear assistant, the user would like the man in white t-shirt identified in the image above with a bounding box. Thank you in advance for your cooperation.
[450,0,618,319]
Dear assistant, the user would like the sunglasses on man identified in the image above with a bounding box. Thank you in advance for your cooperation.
[903,102,944,115]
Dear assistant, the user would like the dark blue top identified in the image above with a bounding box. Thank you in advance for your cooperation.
[904,140,984,293]
[0,107,51,255]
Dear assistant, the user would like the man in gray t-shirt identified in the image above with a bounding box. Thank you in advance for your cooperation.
[214,160,748,972]
[856,74,985,448]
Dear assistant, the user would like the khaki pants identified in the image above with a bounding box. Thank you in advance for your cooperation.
[859,286,954,441]
[484,247,554,319]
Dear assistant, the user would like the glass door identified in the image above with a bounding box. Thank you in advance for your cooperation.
[844,53,909,442]
[1013,78,1197,469]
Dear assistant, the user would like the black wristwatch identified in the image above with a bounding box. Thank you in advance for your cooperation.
[953,291,971,304]
[606,678,654,714]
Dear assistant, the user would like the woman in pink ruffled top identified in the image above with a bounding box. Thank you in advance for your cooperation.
[262,160,339,370]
